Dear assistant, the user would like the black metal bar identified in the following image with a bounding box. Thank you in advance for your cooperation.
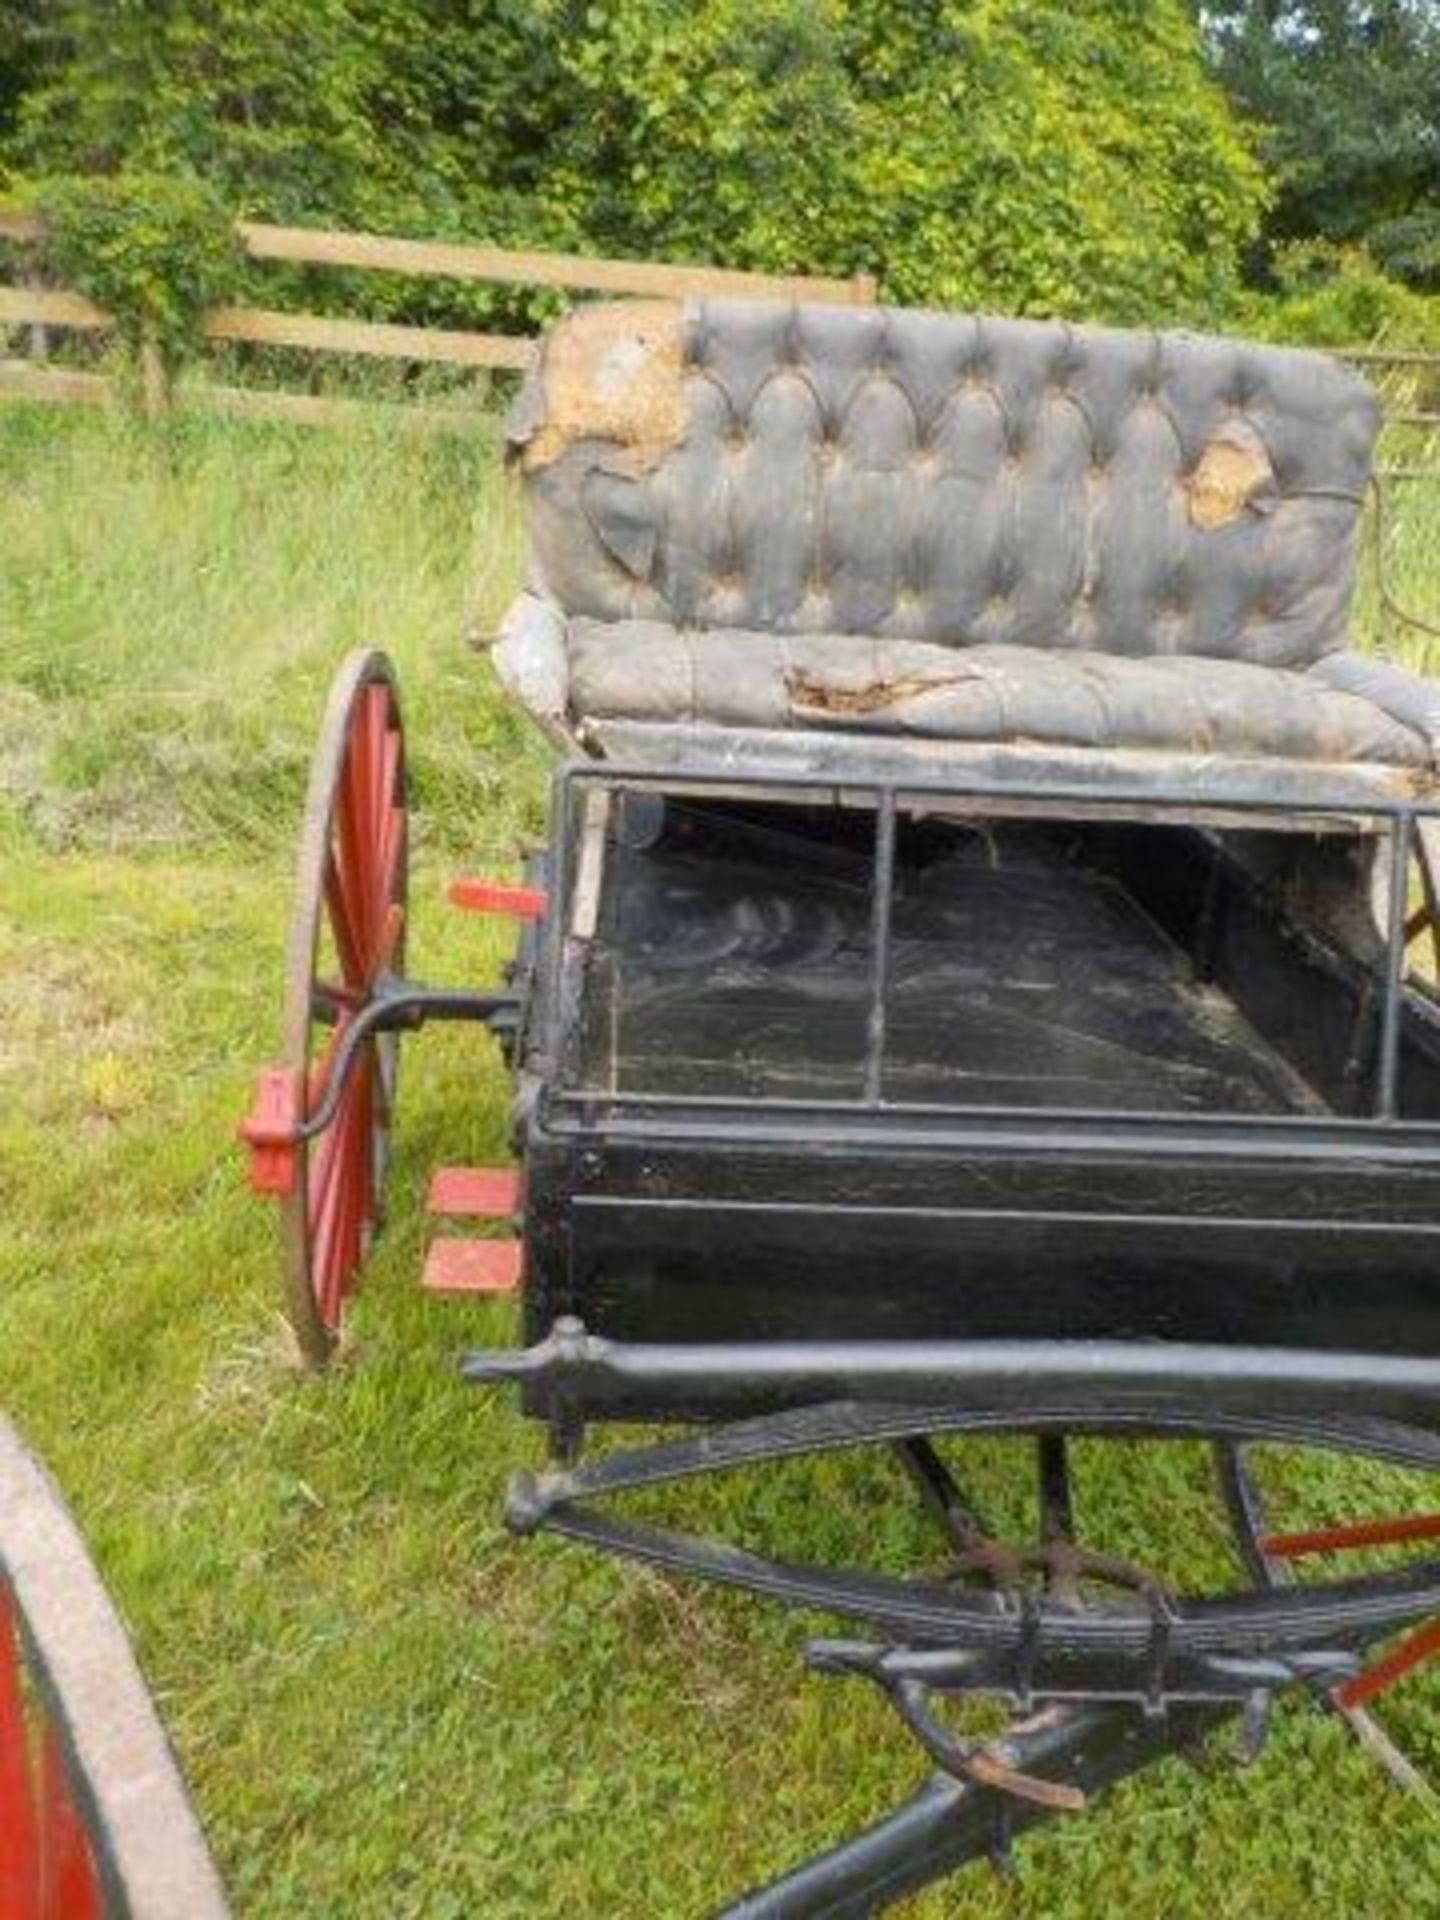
[1216,1441,1286,1758]
[1215,1442,1279,1590]
[545,1085,1440,1142]
[716,1702,1237,1915]
[542,762,582,1083]
[892,1439,987,1553]
[490,1396,1440,1509]
[568,757,1440,823]
[515,1496,1396,1689]
[864,788,897,1105]
[1037,1435,1073,1546]
[465,1321,1440,1425]
[297,981,519,1140]
[1376,811,1413,1119]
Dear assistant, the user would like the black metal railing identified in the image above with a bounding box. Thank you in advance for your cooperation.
[542,761,1440,1136]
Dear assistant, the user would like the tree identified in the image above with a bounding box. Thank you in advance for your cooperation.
[1198,1,1440,288]
[2,0,1267,326]
[525,0,1267,324]
[0,1,43,150]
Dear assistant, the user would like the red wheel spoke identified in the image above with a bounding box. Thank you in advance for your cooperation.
[308,1052,375,1329]
[307,1116,344,1224]
[1261,1512,1440,1559]
[323,852,366,989]
[366,689,391,849]
[308,1099,355,1286]
[340,705,382,971]
[306,1007,357,1113]
[309,1135,352,1331]
[376,714,400,847]
[0,1583,40,1916]
[378,806,407,933]
[1336,1616,1440,1710]
[352,686,380,832]
[375,902,406,978]
[333,815,374,984]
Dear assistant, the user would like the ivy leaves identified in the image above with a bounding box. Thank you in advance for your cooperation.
[2,1,1269,331]
[35,171,241,383]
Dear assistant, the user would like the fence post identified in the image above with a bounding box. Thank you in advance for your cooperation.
[139,327,167,419]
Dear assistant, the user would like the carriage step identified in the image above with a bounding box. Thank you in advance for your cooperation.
[427,1166,520,1218]
[448,878,548,920]
[423,1239,522,1295]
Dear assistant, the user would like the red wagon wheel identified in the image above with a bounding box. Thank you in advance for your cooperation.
[0,1416,226,1918]
[280,649,408,1364]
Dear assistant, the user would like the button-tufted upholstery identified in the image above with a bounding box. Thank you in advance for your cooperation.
[496,298,1438,772]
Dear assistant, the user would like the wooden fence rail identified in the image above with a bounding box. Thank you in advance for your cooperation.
[232,218,876,306]
[0,205,878,424]
[1,202,1436,437]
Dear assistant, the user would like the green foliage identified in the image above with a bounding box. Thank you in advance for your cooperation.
[33,171,241,381]
[1198,2,1440,288]
[3,1,577,331]
[1,0,1266,327]
[1236,241,1440,347]
[0,1,43,149]
[535,0,1269,325]
[1370,207,1440,296]
[841,0,1265,321]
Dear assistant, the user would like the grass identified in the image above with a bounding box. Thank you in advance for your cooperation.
[2,397,1440,1918]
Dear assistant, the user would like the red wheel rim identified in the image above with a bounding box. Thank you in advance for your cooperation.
[281,652,407,1362]
[0,1418,225,1917]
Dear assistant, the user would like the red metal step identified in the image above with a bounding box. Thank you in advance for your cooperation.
[448,878,547,920]
[427,1166,520,1219]
[422,1239,523,1296]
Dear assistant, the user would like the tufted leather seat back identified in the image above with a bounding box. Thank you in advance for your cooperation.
[508,299,1380,673]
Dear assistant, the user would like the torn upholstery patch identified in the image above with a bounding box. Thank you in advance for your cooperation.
[786,669,967,714]
[521,300,686,474]
[1186,426,1275,530]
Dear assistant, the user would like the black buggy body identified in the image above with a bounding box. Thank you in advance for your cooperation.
[245,296,1440,1914]
[493,299,1440,1432]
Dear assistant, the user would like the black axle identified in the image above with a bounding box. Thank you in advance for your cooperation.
[463,1364,1440,1907]
[299,976,520,1140]
[716,1703,1232,1919]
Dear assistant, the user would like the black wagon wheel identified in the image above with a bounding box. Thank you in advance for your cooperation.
[0,1415,227,1918]
[280,648,408,1364]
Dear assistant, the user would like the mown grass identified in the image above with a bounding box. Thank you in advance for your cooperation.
[2,399,1440,1917]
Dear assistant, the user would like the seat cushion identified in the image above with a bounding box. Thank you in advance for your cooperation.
[510,300,1381,671]
[563,619,1428,766]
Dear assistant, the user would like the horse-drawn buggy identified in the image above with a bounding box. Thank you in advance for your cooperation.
[241,296,1440,1912]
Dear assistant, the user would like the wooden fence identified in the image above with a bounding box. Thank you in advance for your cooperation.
[1,203,1437,449]
[0,207,876,427]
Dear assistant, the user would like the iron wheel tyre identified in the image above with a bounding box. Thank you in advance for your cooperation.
[280,649,408,1365]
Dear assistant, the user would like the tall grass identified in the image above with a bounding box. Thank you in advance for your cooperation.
[0,403,548,856]
[0,401,1435,864]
